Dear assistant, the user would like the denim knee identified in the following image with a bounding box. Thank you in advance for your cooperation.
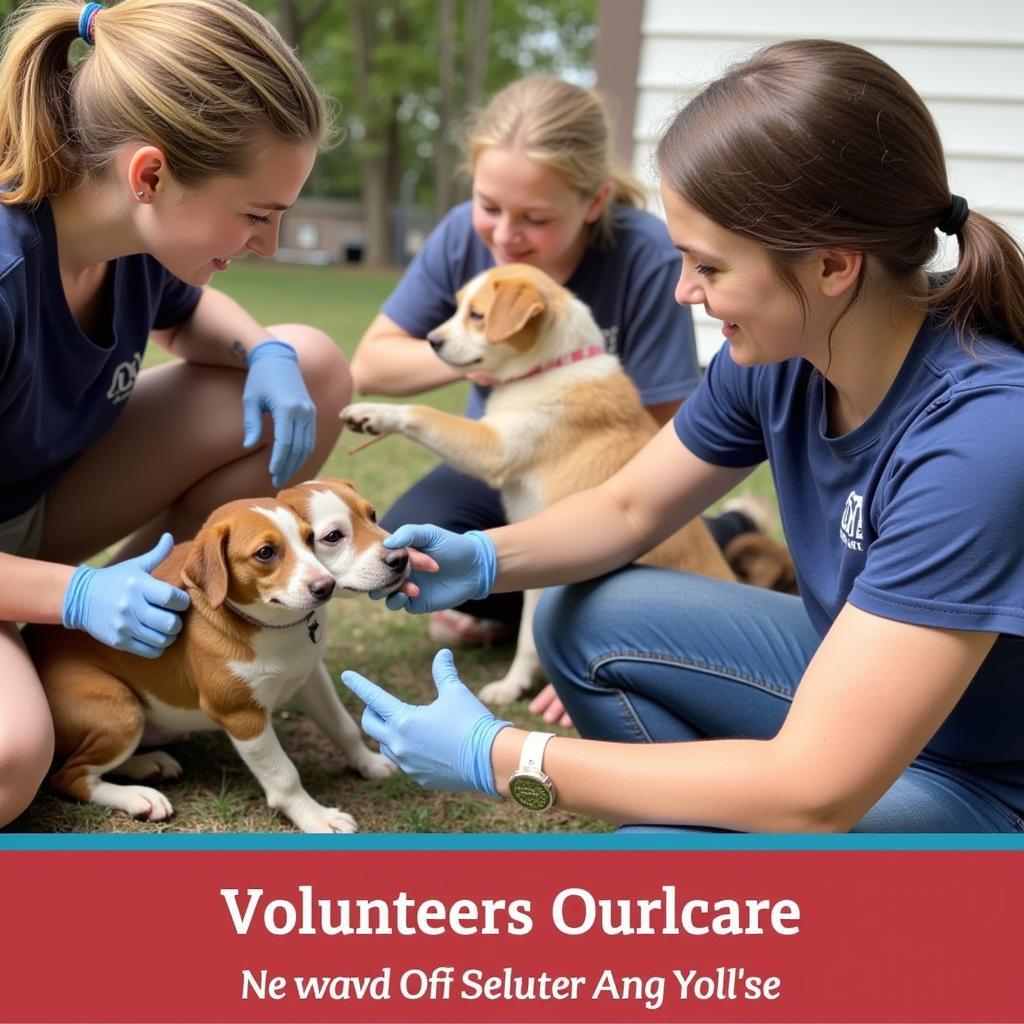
[534,584,579,687]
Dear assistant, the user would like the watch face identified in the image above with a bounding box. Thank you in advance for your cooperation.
[509,774,553,811]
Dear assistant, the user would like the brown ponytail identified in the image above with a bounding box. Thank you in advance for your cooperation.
[656,38,1024,347]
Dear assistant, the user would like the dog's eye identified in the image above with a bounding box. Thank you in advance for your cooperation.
[469,308,484,322]
[321,529,345,545]
[253,545,277,562]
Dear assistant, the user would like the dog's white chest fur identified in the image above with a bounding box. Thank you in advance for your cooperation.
[226,610,327,707]
[142,610,327,735]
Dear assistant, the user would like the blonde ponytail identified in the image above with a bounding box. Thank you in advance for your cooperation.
[0,0,329,205]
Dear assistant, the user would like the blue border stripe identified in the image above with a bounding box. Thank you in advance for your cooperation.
[1,834,1023,851]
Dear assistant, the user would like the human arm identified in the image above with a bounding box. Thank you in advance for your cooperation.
[493,606,994,831]
[0,553,74,624]
[491,421,749,593]
[344,607,994,831]
[150,286,275,367]
[380,424,751,610]
[152,287,315,486]
[1,535,188,657]
[350,313,467,396]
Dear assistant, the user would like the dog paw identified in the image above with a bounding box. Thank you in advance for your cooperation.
[102,784,175,821]
[117,750,183,782]
[293,805,359,834]
[479,678,528,706]
[339,402,402,437]
[348,748,398,780]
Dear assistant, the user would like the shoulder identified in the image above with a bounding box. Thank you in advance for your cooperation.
[609,205,674,253]
[0,201,44,284]
[428,201,476,249]
[589,205,677,277]
[916,321,1024,428]
[412,201,489,277]
[890,331,1024,484]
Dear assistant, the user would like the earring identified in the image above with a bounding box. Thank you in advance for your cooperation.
[134,189,146,199]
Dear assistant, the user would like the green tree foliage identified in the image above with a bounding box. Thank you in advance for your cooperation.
[0,0,595,263]
[252,0,596,262]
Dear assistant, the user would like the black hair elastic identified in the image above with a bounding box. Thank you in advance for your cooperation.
[938,194,969,236]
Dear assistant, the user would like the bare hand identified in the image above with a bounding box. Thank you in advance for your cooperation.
[528,683,574,729]
[465,370,501,387]
[392,547,440,599]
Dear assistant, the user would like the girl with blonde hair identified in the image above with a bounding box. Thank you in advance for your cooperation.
[345,40,1024,833]
[351,76,709,707]
[0,0,349,826]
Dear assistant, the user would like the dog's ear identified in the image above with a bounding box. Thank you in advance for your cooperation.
[485,279,545,343]
[181,521,231,608]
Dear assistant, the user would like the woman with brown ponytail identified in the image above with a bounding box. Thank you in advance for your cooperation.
[0,0,350,826]
[342,40,1024,833]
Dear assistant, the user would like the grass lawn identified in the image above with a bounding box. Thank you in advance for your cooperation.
[8,260,776,836]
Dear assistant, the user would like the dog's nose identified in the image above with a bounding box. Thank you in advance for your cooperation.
[308,576,335,600]
[383,548,409,574]
[426,332,444,351]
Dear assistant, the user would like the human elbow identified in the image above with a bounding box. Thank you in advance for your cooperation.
[776,778,872,833]
[349,349,376,395]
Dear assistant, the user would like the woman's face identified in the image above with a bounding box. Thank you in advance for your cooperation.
[471,147,608,284]
[141,137,317,287]
[660,181,824,367]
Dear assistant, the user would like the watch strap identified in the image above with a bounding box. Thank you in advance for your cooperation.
[519,731,555,774]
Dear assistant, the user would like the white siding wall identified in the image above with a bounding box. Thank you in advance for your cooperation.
[633,0,1024,365]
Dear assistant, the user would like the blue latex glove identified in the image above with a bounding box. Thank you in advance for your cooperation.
[242,340,316,488]
[341,649,511,796]
[61,533,190,658]
[369,524,496,612]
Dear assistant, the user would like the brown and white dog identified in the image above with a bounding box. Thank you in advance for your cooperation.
[340,263,737,706]
[31,494,408,832]
[277,478,409,601]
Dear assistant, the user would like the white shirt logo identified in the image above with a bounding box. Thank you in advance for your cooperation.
[839,490,864,551]
[107,353,142,404]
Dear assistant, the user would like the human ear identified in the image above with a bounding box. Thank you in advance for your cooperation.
[818,249,863,298]
[126,145,169,201]
[583,179,614,223]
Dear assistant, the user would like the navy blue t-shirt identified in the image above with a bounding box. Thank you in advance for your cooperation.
[676,317,1024,766]
[382,202,700,418]
[0,200,201,520]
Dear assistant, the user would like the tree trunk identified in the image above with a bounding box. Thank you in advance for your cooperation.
[434,0,457,219]
[465,0,491,111]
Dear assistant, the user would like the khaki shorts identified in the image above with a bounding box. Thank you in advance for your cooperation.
[0,497,46,558]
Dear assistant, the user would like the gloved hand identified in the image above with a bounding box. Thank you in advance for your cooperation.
[341,649,511,796]
[369,524,496,612]
[242,340,316,488]
[61,533,190,658]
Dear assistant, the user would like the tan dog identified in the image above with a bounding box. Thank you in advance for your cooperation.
[30,495,407,832]
[341,263,736,706]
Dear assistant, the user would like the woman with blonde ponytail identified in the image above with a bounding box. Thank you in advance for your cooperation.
[351,77,730,712]
[0,0,350,827]
[341,41,1024,834]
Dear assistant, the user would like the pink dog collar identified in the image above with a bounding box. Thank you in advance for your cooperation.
[510,344,607,382]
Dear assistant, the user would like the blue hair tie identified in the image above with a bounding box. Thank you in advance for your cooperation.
[78,2,102,45]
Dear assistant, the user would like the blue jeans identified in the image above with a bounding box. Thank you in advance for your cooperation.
[533,567,1024,833]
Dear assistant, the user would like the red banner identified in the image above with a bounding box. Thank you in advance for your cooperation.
[0,849,1018,1023]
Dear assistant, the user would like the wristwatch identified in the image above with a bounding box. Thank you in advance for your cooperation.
[507,732,556,811]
